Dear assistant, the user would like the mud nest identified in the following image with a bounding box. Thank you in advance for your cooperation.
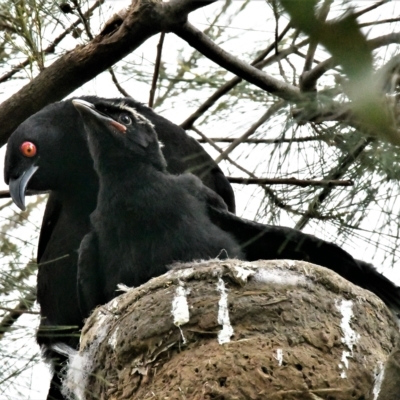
[64,259,400,400]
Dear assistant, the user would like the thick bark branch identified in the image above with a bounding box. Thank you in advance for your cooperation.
[0,0,217,147]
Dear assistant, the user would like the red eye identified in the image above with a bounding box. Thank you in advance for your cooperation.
[20,142,37,157]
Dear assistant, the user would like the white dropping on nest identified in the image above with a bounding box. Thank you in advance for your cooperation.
[335,299,360,378]
[108,326,119,350]
[275,349,283,366]
[217,277,234,344]
[372,361,385,400]
[171,284,190,343]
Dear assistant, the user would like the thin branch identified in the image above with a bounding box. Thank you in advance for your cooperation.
[174,22,301,103]
[359,17,400,28]
[302,0,332,76]
[213,101,285,165]
[194,126,345,222]
[0,288,36,341]
[152,4,231,109]
[71,0,94,40]
[0,190,48,199]
[301,32,400,93]
[149,32,165,108]
[180,34,307,130]
[271,0,280,55]
[255,22,292,63]
[0,306,39,315]
[227,177,353,187]
[294,138,373,231]
[0,0,104,85]
[109,67,132,97]
[191,126,260,177]
[353,0,387,19]
[196,135,335,144]
[191,126,308,217]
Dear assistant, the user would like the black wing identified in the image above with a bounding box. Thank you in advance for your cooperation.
[37,193,63,263]
[77,230,104,319]
[208,206,400,315]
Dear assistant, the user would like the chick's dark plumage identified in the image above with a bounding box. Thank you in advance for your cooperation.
[74,99,400,324]
[73,99,242,315]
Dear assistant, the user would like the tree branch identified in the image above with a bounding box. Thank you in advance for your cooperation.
[196,135,335,144]
[71,0,94,40]
[191,126,306,217]
[301,33,400,92]
[149,32,166,108]
[0,190,47,199]
[303,0,332,70]
[294,137,372,231]
[174,22,301,103]
[0,288,36,341]
[213,101,285,165]
[0,0,218,146]
[109,67,132,97]
[180,35,307,130]
[0,0,104,85]
[227,177,353,187]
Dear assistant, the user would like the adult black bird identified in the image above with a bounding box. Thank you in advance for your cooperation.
[5,97,400,398]
[73,99,400,322]
[73,99,243,315]
[3,96,235,400]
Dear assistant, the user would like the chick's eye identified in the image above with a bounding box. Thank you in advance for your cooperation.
[119,114,132,125]
[20,142,37,158]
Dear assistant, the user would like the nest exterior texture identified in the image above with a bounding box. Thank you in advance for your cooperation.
[66,259,400,400]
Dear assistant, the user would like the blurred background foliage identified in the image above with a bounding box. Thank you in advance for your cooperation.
[1,0,400,397]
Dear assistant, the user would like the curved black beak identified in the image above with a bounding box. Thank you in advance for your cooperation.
[9,164,39,211]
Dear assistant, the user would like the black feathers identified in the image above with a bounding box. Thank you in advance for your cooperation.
[73,99,242,316]
[5,96,400,399]
[73,99,400,321]
[4,96,236,400]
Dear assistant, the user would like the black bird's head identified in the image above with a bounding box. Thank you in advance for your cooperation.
[72,99,167,172]
[4,99,98,210]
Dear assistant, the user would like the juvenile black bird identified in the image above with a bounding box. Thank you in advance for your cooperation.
[73,99,400,322]
[73,99,243,315]
[4,96,235,400]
